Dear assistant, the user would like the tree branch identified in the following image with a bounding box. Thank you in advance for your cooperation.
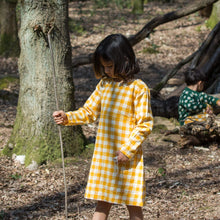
[153,21,220,94]
[152,51,195,93]
[72,53,93,68]
[128,0,218,46]
[72,0,218,67]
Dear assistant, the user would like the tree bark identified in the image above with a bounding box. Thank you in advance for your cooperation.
[207,1,220,28]
[199,4,213,18]
[193,21,220,92]
[4,0,86,165]
[0,0,19,57]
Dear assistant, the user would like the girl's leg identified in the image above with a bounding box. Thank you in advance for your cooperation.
[127,205,143,220]
[92,201,112,220]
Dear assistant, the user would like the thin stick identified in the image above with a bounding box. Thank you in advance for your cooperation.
[48,27,68,219]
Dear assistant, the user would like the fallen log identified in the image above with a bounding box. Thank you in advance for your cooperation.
[179,115,220,144]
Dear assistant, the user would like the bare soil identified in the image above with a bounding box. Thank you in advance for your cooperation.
[0,1,220,219]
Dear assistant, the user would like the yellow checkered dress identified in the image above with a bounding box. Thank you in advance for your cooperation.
[65,78,153,207]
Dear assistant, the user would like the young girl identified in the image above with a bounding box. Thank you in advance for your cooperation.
[53,34,153,220]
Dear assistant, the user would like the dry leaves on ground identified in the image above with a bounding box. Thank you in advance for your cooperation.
[1,0,220,219]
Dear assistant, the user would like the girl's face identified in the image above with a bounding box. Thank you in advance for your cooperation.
[100,57,115,78]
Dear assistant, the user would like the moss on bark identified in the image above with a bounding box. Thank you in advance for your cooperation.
[206,2,220,29]
[3,104,86,166]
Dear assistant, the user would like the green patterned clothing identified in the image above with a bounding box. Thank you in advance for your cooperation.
[178,87,219,126]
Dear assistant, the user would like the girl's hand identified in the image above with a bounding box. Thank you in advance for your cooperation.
[116,151,129,163]
[53,110,68,125]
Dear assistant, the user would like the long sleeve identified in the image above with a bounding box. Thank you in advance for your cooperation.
[119,87,153,159]
[199,92,219,106]
[65,82,101,126]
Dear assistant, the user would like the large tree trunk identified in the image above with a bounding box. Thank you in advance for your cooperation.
[3,0,86,166]
[196,23,220,93]
[0,0,19,57]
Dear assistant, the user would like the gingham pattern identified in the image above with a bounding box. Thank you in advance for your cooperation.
[178,87,219,125]
[65,78,153,206]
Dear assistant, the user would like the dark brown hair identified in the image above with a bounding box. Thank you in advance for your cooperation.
[184,68,207,86]
[93,34,140,81]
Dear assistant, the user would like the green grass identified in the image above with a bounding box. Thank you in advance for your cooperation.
[10,173,22,180]
[69,18,86,36]
[142,43,160,54]
[0,76,19,90]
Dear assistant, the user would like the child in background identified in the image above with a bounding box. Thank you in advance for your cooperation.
[178,68,220,146]
[53,34,153,220]
[178,68,220,126]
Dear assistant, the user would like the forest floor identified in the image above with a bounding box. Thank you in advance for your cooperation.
[0,0,220,219]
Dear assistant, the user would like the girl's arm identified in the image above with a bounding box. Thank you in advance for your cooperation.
[53,81,102,126]
[199,92,219,107]
[119,86,153,160]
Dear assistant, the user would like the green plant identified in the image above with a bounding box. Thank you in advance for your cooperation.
[142,43,160,54]
[157,167,166,176]
[169,117,179,126]
[68,18,85,36]
[11,173,22,180]
[93,0,109,8]
[114,0,131,9]
[81,144,95,159]
[93,24,106,33]
[195,25,202,32]
[0,76,19,90]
